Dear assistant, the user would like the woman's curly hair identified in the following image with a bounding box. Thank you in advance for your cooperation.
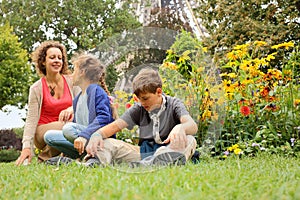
[31,40,71,76]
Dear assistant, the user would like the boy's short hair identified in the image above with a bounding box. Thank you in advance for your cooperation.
[133,68,162,97]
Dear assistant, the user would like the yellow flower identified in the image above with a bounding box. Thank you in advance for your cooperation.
[254,58,268,66]
[240,60,252,71]
[223,79,235,93]
[166,49,173,55]
[241,77,254,85]
[268,68,282,80]
[225,92,234,100]
[254,41,267,47]
[233,43,249,50]
[226,51,238,60]
[220,72,228,77]
[234,148,242,155]
[163,62,178,70]
[294,99,300,107]
[236,49,248,58]
[202,47,208,53]
[227,144,240,152]
[232,144,239,150]
[227,73,237,78]
[202,109,212,120]
[178,50,191,63]
[271,41,294,50]
[266,52,277,61]
[35,148,42,155]
[219,72,237,79]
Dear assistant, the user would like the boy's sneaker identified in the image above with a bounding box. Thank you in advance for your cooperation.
[82,155,102,167]
[45,156,74,166]
[129,155,155,168]
[152,151,186,166]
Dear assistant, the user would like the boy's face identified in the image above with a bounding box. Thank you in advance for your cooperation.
[137,88,163,112]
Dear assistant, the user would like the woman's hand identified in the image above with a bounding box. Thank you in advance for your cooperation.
[59,106,74,122]
[15,148,32,166]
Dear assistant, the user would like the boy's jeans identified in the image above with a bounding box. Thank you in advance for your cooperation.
[44,122,87,159]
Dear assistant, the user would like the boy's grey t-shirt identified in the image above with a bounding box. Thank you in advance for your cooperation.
[120,95,190,141]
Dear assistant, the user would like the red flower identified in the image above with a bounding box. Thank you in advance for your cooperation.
[240,106,251,116]
[125,103,132,109]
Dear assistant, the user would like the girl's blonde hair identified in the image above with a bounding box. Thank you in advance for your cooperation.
[72,52,118,119]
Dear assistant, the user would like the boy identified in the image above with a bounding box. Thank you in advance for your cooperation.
[75,68,198,166]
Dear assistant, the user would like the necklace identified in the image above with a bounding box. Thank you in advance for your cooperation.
[49,85,56,96]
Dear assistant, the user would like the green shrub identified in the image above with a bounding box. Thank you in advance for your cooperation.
[0,129,22,162]
[0,149,20,162]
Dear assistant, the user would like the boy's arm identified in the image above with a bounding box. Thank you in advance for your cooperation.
[163,115,198,151]
[179,115,198,135]
[98,118,128,138]
[83,119,128,157]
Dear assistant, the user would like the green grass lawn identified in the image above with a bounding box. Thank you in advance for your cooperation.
[0,154,299,200]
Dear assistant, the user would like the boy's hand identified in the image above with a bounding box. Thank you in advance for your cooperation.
[74,137,87,155]
[164,124,187,151]
[85,132,104,157]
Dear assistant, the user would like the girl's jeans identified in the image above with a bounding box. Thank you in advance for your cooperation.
[44,122,87,159]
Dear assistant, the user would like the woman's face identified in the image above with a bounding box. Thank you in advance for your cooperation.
[43,47,63,75]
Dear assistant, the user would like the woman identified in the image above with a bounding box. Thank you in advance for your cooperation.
[15,41,80,166]
[43,53,115,164]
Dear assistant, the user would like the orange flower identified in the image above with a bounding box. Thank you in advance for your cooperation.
[260,87,270,97]
[240,106,251,116]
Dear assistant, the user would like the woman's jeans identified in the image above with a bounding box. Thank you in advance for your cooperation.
[44,122,87,159]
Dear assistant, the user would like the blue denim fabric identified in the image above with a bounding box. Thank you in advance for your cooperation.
[63,122,86,142]
[140,140,165,159]
[44,122,87,159]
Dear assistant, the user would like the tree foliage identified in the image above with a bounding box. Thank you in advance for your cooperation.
[0,23,34,109]
[195,0,300,63]
[0,0,141,54]
[0,0,141,94]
